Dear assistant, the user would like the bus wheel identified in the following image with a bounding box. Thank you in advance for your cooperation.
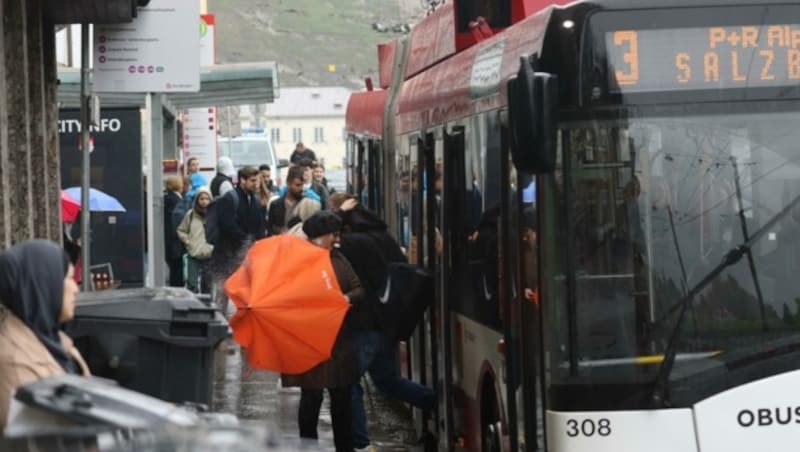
[481,385,501,452]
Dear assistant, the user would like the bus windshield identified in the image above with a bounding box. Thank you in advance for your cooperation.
[218,139,275,168]
[544,102,800,409]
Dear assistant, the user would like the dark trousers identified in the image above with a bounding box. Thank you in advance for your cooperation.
[299,387,353,452]
[186,257,211,293]
[352,331,436,447]
[166,257,184,287]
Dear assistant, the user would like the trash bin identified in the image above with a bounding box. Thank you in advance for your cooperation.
[3,375,284,452]
[65,287,230,406]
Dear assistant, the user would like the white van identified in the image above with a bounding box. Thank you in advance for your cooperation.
[217,135,289,187]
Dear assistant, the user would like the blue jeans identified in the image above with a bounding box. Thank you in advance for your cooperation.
[352,331,436,448]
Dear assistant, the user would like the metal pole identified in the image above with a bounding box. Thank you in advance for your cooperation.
[80,24,91,291]
[146,93,166,287]
[66,25,73,67]
[226,105,233,145]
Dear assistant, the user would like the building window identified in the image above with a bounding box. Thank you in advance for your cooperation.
[270,128,281,143]
[314,127,325,143]
[293,127,302,143]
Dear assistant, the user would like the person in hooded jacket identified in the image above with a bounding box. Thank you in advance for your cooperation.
[211,157,236,198]
[177,186,214,293]
[331,196,436,449]
[281,211,363,452]
[0,240,90,431]
[184,173,207,203]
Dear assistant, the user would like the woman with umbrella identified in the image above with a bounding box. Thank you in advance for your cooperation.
[281,211,363,451]
[225,212,364,450]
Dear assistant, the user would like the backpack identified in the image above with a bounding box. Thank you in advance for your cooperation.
[377,262,433,342]
[204,189,239,246]
[171,196,193,231]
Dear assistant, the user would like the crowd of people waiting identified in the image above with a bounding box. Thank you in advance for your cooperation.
[161,144,435,451]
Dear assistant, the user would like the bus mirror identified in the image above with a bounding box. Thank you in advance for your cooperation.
[508,56,559,174]
[277,158,290,169]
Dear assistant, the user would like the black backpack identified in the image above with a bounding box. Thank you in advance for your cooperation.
[377,262,433,342]
[204,190,239,246]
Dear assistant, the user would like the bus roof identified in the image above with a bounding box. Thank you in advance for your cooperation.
[586,0,791,8]
[346,90,388,138]
[396,0,792,133]
[396,7,553,134]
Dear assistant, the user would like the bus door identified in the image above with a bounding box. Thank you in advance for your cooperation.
[356,139,366,200]
[516,171,544,451]
[439,126,468,449]
[367,139,382,215]
[346,136,356,194]
[408,132,438,447]
[499,121,523,451]
[503,142,543,449]
[424,131,443,450]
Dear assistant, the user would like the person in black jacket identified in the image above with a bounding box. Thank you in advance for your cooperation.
[163,175,185,287]
[210,157,236,198]
[289,141,317,165]
[210,166,266,282]
[333,197,435,450]
[267,166,306,236]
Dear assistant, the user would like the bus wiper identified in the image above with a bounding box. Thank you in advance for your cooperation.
[731,157,768,332]
[650,192,800,407]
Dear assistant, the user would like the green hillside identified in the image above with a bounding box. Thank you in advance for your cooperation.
[208,0,420,88]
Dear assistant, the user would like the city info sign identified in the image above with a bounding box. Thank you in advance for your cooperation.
[93,0,200,93]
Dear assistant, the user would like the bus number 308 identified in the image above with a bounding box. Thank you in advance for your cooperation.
[565,418,612,438]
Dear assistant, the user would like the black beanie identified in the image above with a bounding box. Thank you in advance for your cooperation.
[303,211,342,239]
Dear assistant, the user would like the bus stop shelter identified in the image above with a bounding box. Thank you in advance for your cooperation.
[57,62,279,287]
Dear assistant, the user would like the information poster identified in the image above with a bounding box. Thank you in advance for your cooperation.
[183,107,217,171]
[93,0,200,93]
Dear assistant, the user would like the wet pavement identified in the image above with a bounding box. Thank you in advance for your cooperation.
[212,343,421,451]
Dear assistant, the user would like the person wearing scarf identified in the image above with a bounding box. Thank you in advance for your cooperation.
[0,240,89,430]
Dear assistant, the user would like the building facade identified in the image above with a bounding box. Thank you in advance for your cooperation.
[0,0,142,249]
[1,0,63,248]
[240,86,351,168]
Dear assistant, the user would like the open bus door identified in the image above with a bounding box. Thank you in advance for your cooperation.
[499,123,522,452]
[408,135,425,444]
[356,140,366,202]
[423,132,441,451]
[367,139,382,215]
[439,126,467,450]
[502,122,544,451]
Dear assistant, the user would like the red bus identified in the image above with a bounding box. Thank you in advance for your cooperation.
[349,0,800,451]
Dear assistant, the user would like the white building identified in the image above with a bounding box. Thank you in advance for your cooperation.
[240,86,352,169]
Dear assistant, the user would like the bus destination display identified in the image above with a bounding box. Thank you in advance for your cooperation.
[606,25,800,93]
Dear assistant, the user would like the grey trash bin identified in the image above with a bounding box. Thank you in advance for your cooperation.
[65,287,230,406]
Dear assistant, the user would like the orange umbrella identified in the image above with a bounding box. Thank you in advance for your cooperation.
[225,234,350,374]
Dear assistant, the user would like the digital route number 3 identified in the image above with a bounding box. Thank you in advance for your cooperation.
[566,418,612,438]
[614,30,640,85]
